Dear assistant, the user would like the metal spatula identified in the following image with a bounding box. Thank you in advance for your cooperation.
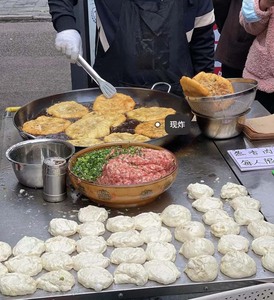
[77,55,117,98]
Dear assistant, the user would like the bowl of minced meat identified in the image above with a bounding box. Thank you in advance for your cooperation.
[68,142,178,208]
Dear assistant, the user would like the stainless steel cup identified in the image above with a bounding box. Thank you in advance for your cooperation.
[42,157,67,202]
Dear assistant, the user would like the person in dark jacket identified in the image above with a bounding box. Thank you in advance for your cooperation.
[213,0,255,78]
[48,0,215,95]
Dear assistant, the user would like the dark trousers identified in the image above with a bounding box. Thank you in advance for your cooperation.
[221,64,243,78]
[255,90,274,114]
[221,64,274,114]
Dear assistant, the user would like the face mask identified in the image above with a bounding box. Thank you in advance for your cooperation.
[242,0,261,22]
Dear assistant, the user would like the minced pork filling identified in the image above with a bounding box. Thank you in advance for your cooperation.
[97,148,175,185]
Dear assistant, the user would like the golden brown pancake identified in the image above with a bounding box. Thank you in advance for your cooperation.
[93,92,136,114]
[83,111,126,128]
[68,138,104,147]
[180,72,234,98]
[180,76,210,97]
[193,72,234,96]
[65,114,110,139]
[135,119,167,139]
[47,101,89,119]
[103,132,150,143]
[126,107,176,122]
[22,116,71,135]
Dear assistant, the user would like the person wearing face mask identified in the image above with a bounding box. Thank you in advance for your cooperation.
[213,0,255,78]
[240,0,274,113]
[48,0,215,96]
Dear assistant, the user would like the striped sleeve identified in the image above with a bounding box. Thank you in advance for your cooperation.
[186,0,215,74]
[185,0,215,43]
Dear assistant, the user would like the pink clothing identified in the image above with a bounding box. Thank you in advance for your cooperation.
[239,0,274,93]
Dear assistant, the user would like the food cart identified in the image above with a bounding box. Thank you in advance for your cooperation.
[1,100,274,300]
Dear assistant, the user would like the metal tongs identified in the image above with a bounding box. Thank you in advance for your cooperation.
[77,55,117,98]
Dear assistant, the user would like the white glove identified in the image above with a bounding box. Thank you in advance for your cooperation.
[55,29,83,63]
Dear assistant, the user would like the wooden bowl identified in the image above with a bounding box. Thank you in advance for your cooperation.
[67,142,178,208]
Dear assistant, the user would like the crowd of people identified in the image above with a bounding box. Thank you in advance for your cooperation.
[48,0,274,113]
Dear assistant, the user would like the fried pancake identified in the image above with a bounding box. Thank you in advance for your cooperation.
[180,76,210,97]
[193,72,234,96]
[65,114,110,139]
[68,138,104,147]
[126,107,176,122]
[104,132,150,143]
[47,101,89,119]
[83,111,126,128]
[135,119,167,139]
[22,116,71,135]
[93,93,136,114]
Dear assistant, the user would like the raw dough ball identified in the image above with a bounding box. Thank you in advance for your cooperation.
[140,226,172,243]
[186,183,214,200]
[114,263,148,286]
[220,182,248,199]
[234,208,264,225]
[110,247,146,265]
[217,234,249,254]
[4,255,42,276]
[210,220,240,238]
[144,260,181,284]
[146,242,176,262]
[77,267,113,291]
[174,221,205,242]
[247,220,274,238]
[107,230,144,248]
[106,216,135,232]
[179,238,215,259]
[78,221,105,237]
[262,251,274,272]
[229,196,261,211]
[184,255,218,282]
[78,205,108,223]
[48,218,78,237]
[192,197,223,213]
[202,209,232,225]
[220,250,256,278]
[72,252,110,271]
[76,236,107,253]
[41,252,73,271]
[161,204,191,227]
[0,273,36,296]
[133,212,162,230]
[36,270,75,292]
[45,236,76,254]
[13,236,45,256]
[0,263,8,276]
[0,242,12,262]
[251,236,274,256]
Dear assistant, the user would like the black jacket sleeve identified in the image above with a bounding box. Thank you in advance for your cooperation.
[48,0,78,32]
[212,0,231,33]
[189,24,215,74]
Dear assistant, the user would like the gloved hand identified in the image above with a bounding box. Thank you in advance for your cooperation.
[55,29,83,63]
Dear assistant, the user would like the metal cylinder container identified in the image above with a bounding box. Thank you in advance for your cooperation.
[42,157,67,202]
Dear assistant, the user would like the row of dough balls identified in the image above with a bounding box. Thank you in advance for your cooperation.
[185,181,274,279]
[1,182,274,297]
[0,204,210,297]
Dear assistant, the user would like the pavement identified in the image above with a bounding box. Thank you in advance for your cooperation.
[0,0,51,21]
[0,0,72,115]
